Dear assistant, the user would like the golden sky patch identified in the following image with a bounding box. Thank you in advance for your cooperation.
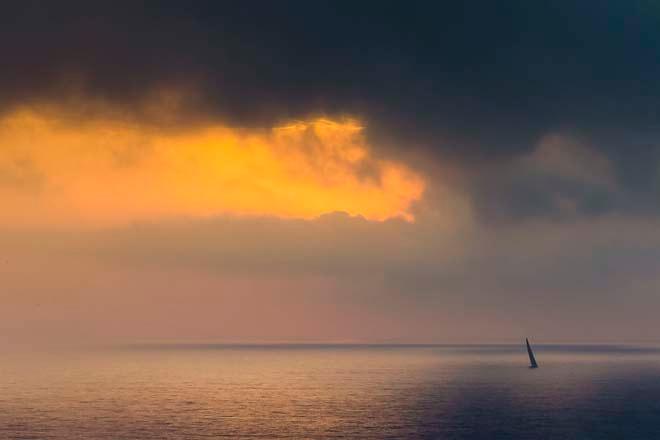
[0,106,425,226]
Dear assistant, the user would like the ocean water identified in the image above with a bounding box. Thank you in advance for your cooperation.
[1,344,660,439]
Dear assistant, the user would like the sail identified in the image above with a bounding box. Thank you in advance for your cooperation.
[526,338,538,368]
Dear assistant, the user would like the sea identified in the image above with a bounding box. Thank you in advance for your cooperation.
[1,344,660,439]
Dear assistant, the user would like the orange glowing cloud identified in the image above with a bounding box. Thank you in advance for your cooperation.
[0,105,425,226]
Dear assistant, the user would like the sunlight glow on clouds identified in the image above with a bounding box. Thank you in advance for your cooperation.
[0,105,425,226]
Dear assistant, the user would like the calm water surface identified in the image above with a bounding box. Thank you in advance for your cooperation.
[1,344,660,439]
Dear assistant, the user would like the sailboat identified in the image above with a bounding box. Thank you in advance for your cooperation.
[526,338,538,368]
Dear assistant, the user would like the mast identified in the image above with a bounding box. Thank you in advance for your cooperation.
[526,338,538,368]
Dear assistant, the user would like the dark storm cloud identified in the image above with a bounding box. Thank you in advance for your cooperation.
[3,0,660,218]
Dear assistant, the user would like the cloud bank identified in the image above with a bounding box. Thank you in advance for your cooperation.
[3,2,660,346]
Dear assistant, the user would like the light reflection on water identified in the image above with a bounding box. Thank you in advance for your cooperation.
[1,345,660,439]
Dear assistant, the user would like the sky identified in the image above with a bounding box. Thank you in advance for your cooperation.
[2,1,660,346]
